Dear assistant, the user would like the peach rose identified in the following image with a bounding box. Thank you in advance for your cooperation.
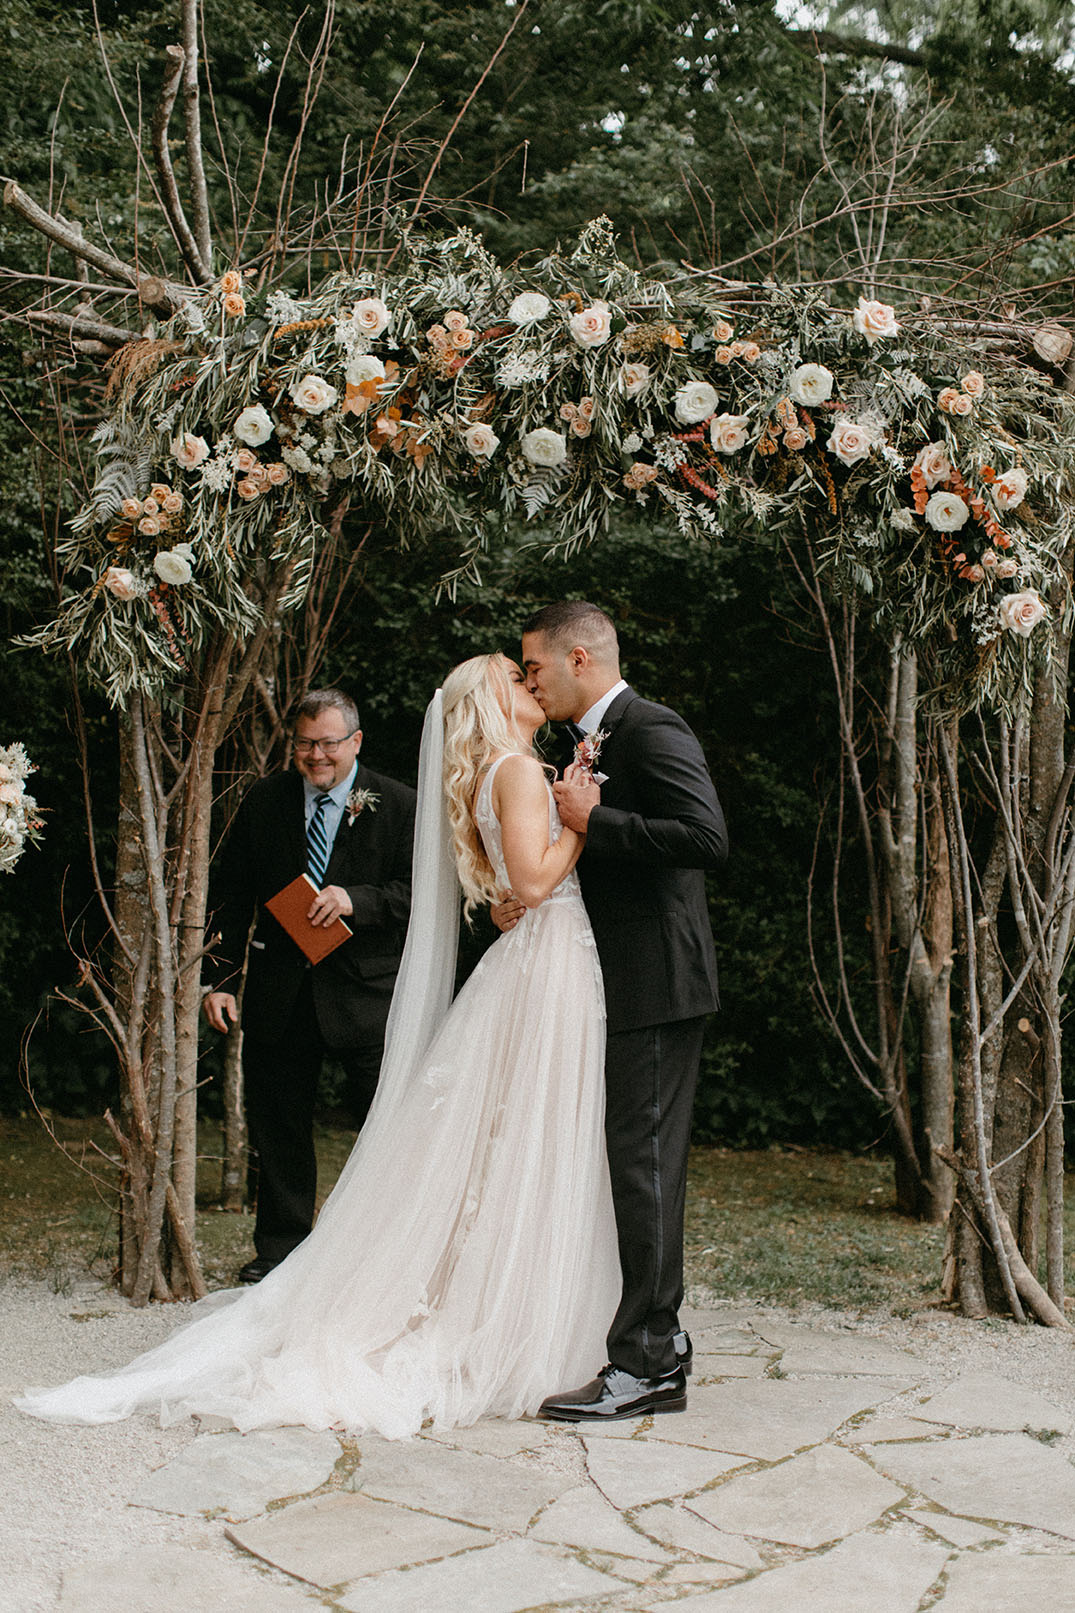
[980,550,998,569]
[950,393,973,416]
[161,491,183,515]
[828,418,876,466]
[353,296,391,336]
[995,557,1020,579]
[714,346,733,365]
[236,478,262,500]
[961,564,985,583]
[999,589,1046,637]
[993,467,1028,510]
[709,413,751,454]
[220,270,242,295]
[443,310,468,332]
[234,447,258,474]
[141,497,160,515]
[620,362,651,398]
[568,301,612,348]
[449,328,474,350]
[937,387,961,414]
[289,373,338,414]
[149,482,171,503]
[266,462,291,486]
[120,497,143,521]
[579,397,595,420]
[103,566,138,600]
[852,296,899,343]
[961,370,985,397]
[222,292,246,318]
[462,423,500,459]
[426,323,447,343]
[623,463,659,492]
[740,341,761,363]
[570,416,592,437]
[913,441,952,489]
[712,319,734,342]
[783,426,808,452]
[171,432,210,471]
[138,514,162,536]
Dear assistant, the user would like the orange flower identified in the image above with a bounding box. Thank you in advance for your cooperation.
[223,292,246,318]
[220,270,242,295]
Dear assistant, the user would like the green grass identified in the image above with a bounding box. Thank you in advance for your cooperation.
[2,1117,1071,1314]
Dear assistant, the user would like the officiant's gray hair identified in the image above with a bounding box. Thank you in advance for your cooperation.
[293,688,361,732]
[523,601,619,665]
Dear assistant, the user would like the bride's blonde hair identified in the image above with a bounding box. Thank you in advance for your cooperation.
[441,653,532,918]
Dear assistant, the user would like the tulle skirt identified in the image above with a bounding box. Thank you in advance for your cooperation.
[17,889,619,1439]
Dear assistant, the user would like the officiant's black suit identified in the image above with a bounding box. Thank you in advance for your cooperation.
[207,762,416,1262]
[560,687,727,1380]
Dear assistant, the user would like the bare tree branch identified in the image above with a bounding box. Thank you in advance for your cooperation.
[152,44,211,282]
[181,0,212,271]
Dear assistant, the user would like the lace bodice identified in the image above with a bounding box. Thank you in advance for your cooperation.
[474,754,578,906]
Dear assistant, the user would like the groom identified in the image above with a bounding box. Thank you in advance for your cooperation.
[498,600,728,1419]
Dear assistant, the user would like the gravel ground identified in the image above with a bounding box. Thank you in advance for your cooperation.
[2,1275,1074,1612]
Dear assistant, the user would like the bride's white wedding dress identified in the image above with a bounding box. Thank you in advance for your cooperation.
[18,757,619,1438]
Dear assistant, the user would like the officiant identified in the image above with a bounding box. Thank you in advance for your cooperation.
[203,688,416,1283]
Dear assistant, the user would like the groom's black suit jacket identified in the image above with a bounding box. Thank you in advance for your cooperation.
[206,762,416,1049]
[561,687,727,1034]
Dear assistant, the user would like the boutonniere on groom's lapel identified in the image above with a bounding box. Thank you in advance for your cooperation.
[573,727,609,784]
[346,787,379,825]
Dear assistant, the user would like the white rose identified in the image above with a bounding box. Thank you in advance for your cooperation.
[289,373,338,415]
[993,467,1029,511]
[508,291,551,325]
[913,441,952,490]
[999,589,1046,637]
[353,296,390,336]
[520,427,568,468]
[345,354,386,386]
[233,405,274,446]
[924,492,970,532]
[709,413,752,454]
[852,296,900,343]
[462,423,500,459]
[620,362,652,399]
[788,363,834,407]
[153,549,193,585]
[171,432,209,471]
[828,417,877,466]
[674,381,719,425]
[568,301,612,348]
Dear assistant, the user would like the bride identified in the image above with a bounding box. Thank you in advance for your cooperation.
[18,654,620,1439]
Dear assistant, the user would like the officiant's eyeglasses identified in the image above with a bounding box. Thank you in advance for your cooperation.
[292,731,358,755]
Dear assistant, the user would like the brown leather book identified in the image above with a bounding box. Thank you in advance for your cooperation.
[264,873,352,964]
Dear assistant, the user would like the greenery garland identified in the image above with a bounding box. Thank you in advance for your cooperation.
[30,219,1075,711]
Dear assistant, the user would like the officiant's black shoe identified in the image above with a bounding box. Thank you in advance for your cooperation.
[538,1364,687,1421]
[237,1258,278,1284]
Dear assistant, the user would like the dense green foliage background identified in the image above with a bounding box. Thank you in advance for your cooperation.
[3,0,1074,1149]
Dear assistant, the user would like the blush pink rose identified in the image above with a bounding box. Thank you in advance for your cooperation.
[266,462,291,486]
[961,370,985,397]
[234,447,258,474]
[712,319,734,342]
[568,301,612,347]
[120,497,144,521]
[995,557,1020,579]
[137,514,163,536]
[783,426,808,452]
[828,418,876,466]
[709,413,751,454]
[353,297,391,336]
[853,296,899,343]
[172,433,210,471]
[999,589,1046,636]
[103,566,138,600]
[222,292,246,318]
[161,492,183,515]
[443,310,469,332]
[913,441,952,489]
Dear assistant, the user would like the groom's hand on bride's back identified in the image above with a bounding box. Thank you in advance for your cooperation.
[490,895,526,933]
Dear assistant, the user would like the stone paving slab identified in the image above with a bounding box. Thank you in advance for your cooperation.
[640,1377,914,1461]
[751,1324,925,1378]
[57,1544,318,1612]
[336,1536,625,1613]
[694,1353,771,1380]
[933,1551,1075,1610]
[844,1415,938,1444]
[866,1431,1075,1540]
[529,1481,677,1560]
[427,1418,555,1458]
[633,1500,765,1567]
[352,1433,575,1530]
[912,1371,1073,1434]
[583,1431,748,1508]
[643,1530,950,1613]
[128,1427,341,1519]
[226,1490,493,1586]
[689,1443,906,1547]
[901,1507,1005,1547]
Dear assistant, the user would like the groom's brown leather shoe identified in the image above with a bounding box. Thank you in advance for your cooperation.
[538,1364,687,1421]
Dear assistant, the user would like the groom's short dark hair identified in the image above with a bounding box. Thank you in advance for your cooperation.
[523,601,619,662]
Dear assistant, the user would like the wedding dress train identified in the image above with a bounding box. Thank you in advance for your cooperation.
[18,755,619,1438]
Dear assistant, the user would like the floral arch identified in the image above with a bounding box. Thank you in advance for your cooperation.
[41,219,1075,714]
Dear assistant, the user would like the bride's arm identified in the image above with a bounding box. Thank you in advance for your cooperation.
[493,755,594,907]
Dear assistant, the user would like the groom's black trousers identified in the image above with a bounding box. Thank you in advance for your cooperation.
[603,1015,707,1380]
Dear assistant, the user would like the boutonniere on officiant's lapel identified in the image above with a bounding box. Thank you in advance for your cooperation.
[346,787,379,825]
[574,728,609,784]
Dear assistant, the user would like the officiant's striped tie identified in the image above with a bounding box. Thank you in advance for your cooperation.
[306,793,333,889]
